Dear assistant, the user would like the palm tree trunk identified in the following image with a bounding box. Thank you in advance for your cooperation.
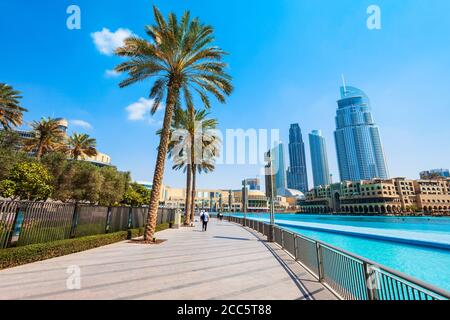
[187,105,195,225]
[184,164,192,226]
[144,85,179,241]
[36,142,43,160]
[190,164,197,224]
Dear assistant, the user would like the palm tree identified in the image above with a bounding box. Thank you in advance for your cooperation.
[67,133,98,160]
[190,122,221,223]
[161,108,220,224]
[115,6,232,241]
[23,117,66,160]
[0,83,27,130]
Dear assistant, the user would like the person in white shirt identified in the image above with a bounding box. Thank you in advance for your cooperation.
[200,211,210,232]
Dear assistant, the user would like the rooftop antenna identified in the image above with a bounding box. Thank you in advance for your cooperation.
[341,74,347,94]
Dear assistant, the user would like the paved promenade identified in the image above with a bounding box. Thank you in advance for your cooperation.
[0,219,336,300]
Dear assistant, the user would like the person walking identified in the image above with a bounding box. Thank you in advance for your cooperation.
[201,211,210,232]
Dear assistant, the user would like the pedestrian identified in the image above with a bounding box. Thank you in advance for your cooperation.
[201,211,210,231]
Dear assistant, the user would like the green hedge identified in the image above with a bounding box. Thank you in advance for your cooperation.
[0,223,171,270]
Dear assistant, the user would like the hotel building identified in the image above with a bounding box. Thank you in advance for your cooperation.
[334,85,389,182]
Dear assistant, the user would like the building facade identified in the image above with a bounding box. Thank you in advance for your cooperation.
[420,169,450,179]
[309,130,331,187]
[299,177,450,215]
[334,85,389,182]
[287,124,309,193]
[159,185,298,213]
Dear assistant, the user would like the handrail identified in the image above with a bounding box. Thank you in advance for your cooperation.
[226,215,450,300]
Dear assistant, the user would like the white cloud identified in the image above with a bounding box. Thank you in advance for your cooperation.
[126,98,163,125]
[91,28,135,56]
[105,69,120,78]
[70,120,93,130]
[126,98,153,121]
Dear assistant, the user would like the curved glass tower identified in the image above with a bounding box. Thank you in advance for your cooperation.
[334,85,389,182]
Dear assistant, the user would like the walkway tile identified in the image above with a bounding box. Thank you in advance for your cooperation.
[0,220,337,300]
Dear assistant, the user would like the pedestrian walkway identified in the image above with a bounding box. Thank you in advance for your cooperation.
[0,219,337,300]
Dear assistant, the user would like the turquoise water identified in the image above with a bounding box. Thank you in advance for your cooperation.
[232,213,450,292]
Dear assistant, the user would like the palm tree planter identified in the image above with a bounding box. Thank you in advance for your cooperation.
[115,6,232,242]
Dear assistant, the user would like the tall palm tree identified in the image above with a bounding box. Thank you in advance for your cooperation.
[161,108,220,224]
[115,6,232,241]
[0,83,27,130]
[67,133,98,160]
[23,117,66,160]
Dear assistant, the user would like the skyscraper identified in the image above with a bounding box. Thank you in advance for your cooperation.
[287,124,309,193]
[309,130,331,187]
[266,143,288,196]
[334,84,389,182]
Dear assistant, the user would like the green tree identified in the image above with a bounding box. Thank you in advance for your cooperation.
[0,83,27,130]
[0,179,16,199]
[0,130,21,149]
[56,161,103,203]
[115,6,232,241]
[67,133,98,160]
[0,131,28,180]
[40,152,69,193]
[1,161,53,201]
[98,166,129,206]
[23,117,66,160]
[122,183,151,207]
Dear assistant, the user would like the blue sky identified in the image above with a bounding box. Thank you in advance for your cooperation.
[1,0,450,190]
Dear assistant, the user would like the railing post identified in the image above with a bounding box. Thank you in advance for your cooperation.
[69,204,79,239]
[316,242,325,282]
[267,224,274,242]
[293,234,298,261]
[105,207,112,234]
[364,262,377,300]
[281,230,285,248]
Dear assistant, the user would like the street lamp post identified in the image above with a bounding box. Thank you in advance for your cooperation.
[265,151,275,242]
[242,180,248,226]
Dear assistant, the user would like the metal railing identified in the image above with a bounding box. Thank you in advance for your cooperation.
[225,215,450,301]
[0,201,177,248]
